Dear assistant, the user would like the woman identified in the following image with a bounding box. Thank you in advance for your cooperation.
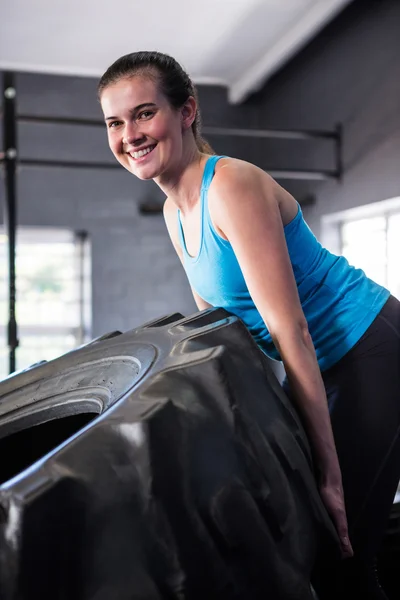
[98,51,400,599]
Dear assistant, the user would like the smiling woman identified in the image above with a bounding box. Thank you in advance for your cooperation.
[98,52,214,182]
[97,50,400,600]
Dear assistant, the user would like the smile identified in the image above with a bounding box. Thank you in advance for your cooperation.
[128,144,157,161]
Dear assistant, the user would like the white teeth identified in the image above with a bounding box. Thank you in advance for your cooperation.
[131,146,155,159]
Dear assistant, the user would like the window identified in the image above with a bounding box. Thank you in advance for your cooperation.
[341,212,400,299]
[0,228,91,379]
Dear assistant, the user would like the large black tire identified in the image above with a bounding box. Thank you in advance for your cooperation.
[0,309,339,600]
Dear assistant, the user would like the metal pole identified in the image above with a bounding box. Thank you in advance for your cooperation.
[2,72,19,374]
[203,125,337,141]
[20,158,120,170]
[18,114,105,128]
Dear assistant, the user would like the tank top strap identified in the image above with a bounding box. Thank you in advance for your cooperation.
[200,155,226,229]
[201,155,224,192]
[177,155,226,260]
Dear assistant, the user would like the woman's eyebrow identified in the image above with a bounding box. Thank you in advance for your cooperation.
[104,103,157,121]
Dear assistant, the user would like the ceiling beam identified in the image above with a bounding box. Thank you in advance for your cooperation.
[228,0,353,104]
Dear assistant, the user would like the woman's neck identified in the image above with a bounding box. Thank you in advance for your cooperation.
[155,141,208,214]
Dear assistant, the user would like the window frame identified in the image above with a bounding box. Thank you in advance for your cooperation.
[0,227,91,376]
[321,196,400,297]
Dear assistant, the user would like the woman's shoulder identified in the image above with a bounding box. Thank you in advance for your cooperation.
[213,156,266,182]
[212,157,288,205]
[209,157,298,228]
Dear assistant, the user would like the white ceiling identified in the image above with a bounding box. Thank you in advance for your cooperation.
[0,0,352,103]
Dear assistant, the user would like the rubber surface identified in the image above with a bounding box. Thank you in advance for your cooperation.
[0,309,340,599]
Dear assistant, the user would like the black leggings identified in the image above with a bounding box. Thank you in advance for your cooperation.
[284,295,400,598]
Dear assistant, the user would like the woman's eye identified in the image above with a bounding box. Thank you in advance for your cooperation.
[138,111,153,120]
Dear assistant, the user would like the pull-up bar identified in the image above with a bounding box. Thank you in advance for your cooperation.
[16,113,342,180]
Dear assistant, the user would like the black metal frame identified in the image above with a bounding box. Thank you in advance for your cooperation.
[2,72,18,373]
[16,112,343,181]
[1,69,343,373]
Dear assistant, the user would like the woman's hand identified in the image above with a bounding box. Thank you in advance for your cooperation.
[319,476,354,558]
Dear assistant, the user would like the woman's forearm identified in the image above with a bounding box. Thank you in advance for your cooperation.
[273,326,341,483]
[272,325,354,557]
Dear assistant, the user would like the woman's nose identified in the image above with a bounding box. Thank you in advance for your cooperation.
[122,122,144,146]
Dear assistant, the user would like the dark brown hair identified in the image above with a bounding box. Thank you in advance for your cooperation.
[98,51,214,154]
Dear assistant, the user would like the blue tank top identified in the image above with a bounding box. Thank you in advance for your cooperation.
[178,155,391,371]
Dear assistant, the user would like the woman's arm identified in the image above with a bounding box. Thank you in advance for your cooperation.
[191,286,212,311]
[163,198,212,311]
[209,159,353,557]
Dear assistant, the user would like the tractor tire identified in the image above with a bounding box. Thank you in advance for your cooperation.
[0,309,340,600]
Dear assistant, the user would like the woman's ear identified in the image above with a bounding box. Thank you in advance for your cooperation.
[181,96,197,130]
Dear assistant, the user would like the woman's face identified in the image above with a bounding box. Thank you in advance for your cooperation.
[101,75,187,180]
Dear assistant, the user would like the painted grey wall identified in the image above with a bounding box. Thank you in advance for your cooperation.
[252,0,400,234]
[1,0,399,342]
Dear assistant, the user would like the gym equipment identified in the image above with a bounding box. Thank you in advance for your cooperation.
[0,308,340,599]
